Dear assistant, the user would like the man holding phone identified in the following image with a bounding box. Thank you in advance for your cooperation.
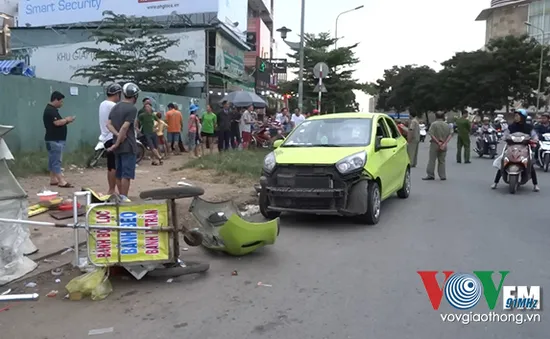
[43,91,75,188]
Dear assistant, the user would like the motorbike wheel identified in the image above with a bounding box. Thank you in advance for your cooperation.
[87,149,104,168]
[136,143,146,164]
[490,149,496,159]
[508,175,519,194]
[545,154,550,173]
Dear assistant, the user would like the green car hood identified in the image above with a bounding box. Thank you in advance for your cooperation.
[274,146,366,165]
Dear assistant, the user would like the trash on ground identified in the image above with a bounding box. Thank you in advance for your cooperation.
[257,282,272,287]
[61,248,74,255]
[182,247,189,251]
[177,181,192,186]
[1,289,11,295]
[46,290,58,297]
[232,270,238,276]
[25,282,37,288]
[65,268,112,301]
[55,279,61,283]
[166,278,173,283]
[51,267,64,276]
[88,327,114,336]
[43,259,59,263]
[241,204,260,217]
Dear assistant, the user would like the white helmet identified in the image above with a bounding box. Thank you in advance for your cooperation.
[122,82,141,98]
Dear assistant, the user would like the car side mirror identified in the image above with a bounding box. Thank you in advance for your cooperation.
[377,137,397,151]
[273,139,284,148]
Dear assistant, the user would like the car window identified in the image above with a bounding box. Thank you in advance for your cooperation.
[282,118,373,147]
[384,118,400,139]
[376,118,389,139]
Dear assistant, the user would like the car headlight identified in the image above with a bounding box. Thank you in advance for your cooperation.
[263,152,276,173]
[336,151,366,174]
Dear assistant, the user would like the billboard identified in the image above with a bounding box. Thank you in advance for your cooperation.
[217,0,248,37]
[215,33,244,78]
[15,30,205,84]
[18,0,225,27]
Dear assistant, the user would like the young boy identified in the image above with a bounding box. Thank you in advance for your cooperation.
[154,112,168,158]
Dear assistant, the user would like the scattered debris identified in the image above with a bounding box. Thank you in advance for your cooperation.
[55,279,61,283]
[182,247,189,251]
[25,282,37,288]
[88,327,114,336]
[46,290,58,297]
[43,259,59,263]
[51,268,64,276]
[66,268,112,301]
[232,270,238,276]
[166,278,174,283]
[61,248,74,255]
[241,205,260,217]
[177,181,192,186]
[257,282,272,287]
[1,289,11,295]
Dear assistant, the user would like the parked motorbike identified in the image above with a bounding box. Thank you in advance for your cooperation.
[474,128,499,158]
[501,132,533,194]
[537,132,550,172]
[250,123,284,148]
[87,137,145,168]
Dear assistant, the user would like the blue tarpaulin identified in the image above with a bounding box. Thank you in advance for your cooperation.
[0,60,35,77]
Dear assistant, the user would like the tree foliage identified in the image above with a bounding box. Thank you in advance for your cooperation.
[72,11,200,94]
[367,34,550,115]
[278,32,362,113]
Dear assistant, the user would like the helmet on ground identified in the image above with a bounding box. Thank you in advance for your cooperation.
[122,82,140,98]
[106,83,122,96]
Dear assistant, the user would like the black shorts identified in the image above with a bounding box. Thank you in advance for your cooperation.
[144,133,158,149]
[201,132,215,137]
[104,139,116,170]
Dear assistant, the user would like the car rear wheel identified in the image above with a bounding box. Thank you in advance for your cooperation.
[357,181,381,225]
[397,167,411,199]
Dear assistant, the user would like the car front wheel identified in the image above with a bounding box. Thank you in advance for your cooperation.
[397,167,411,199]
[357,181,381,225]
[259,190,281,219]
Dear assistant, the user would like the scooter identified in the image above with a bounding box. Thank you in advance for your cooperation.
[501,132,533,194]
[475,128,499,159]
[537,132,550,172]
[87,137,145,168]
[419,124,426,142]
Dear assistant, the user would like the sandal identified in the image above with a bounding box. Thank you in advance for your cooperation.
[58,183,74,188]
[50,182,58,186]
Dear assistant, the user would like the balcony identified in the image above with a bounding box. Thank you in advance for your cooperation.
[248,0,273,25]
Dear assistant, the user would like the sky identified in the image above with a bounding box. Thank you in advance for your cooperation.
[272,0,490,110]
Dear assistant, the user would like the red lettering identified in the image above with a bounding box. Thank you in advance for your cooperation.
[417,271,454,310]
[97,251,111,258]
[145,249,159,254]
[95,211,111,224]
[96,232,111,238]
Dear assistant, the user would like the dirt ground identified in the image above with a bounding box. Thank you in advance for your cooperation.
[20,153,260,259]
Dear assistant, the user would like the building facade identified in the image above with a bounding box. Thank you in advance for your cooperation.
[476,0,550,44]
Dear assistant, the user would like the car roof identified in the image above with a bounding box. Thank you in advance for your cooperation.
[307,112,389,120]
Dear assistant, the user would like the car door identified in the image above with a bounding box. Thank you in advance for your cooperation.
[384,117,409,184]
[370,117,395,198]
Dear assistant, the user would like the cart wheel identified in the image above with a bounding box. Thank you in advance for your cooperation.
[184,230,203,247]
[147,261,210,277]
[140,186,205,200]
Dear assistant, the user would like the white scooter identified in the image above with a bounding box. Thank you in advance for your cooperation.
[419,124,427,142]
[87,136,145,168]
[537,132,550,172]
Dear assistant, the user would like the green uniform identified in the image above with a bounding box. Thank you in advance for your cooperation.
[201,111,217,134]
[427,120,452,179]
[138,112,156,134]
[407,117,420,167]
[455,117,471,163]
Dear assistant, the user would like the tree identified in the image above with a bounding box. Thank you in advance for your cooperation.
[72,11,200,94]
[278,32,362,113]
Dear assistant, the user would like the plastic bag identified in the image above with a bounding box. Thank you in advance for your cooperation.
[65,268,112,301]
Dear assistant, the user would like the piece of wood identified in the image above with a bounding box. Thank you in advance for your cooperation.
[49,207,85,220]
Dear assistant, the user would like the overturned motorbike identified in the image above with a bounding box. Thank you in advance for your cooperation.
[475,128,499,158]
[87,137,146,168]
[501,132,533,194]
[537,132,550,172]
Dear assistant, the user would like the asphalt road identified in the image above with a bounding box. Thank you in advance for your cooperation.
[1,138,549,339]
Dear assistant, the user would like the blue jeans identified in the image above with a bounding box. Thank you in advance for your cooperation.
[167,132,182,144]
[45,141,65,174]
[115,153,137,179]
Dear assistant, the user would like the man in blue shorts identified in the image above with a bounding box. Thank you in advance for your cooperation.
[106,83,141,200]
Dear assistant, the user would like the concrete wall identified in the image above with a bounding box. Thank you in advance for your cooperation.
[485,4,529,43]
[0,75,204,153]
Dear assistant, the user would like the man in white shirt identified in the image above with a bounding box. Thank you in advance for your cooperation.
[240,105,254,148]
[98,83,122,194]
[291,108,305,129]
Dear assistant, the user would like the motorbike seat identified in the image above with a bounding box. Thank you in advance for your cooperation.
[140,186,205,200]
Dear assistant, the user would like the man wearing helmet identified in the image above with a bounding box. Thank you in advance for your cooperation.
[99,83,122,194]
[106,83,141,199]
[491,109,539,191]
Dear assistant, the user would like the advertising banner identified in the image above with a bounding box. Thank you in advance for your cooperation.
[15,30,205,84]
[216,0,248,39]
[18,0,219,27]
[87,202,171,265]
[215,33,244,78]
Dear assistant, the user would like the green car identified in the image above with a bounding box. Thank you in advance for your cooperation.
[259,113,411,225]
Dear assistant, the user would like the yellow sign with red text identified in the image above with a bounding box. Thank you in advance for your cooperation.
[87,203,171,265]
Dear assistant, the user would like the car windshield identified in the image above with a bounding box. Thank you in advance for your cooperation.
[281,118,372,147]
